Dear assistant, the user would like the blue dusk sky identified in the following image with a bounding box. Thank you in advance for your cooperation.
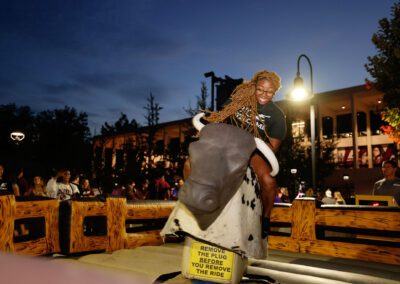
[0,0,396,134]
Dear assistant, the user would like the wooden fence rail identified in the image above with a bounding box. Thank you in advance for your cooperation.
[269,199,400,265]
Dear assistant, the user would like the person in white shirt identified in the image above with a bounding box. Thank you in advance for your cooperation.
[55,170,80,200]
[46,169,63,199]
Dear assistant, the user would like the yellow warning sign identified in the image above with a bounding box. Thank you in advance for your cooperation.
[188,240,234,281]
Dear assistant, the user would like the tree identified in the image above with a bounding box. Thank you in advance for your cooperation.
[365,1,400,142]
[144,92,163,127]
[35,106,92,173]
[0,104,92,176]
[100,112,140,135]
[184,81,210,116]
[143,92,163,153]
[277,110,336,198]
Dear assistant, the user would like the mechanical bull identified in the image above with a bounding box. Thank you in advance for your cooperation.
[161,113,279,260]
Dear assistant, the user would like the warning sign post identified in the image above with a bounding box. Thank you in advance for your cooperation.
[182,237,247,284]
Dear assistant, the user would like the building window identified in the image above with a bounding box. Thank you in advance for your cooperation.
[370,110,388,135]
[336,147,353,168]
[104,148,113,171]
[337,114,352,138]
[94,147,102,169]
[115,149,124,171]
[169,138,181,157]
[292,120,305,138]
[322,116,333,139]
[357,112,366,136]
[155,140,164,155]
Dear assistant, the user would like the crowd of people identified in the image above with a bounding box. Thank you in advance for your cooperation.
[274,186,347,205]
[0,152,188,202]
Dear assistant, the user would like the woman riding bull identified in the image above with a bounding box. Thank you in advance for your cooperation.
[205,70,286,239]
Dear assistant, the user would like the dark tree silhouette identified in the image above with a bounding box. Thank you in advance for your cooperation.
[0,104,92,177]
[365,2,400,142]
[143,93,163,153]
[184,81,210,116]
[101,112,140,135]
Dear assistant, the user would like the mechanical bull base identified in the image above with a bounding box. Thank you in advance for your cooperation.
[161,167,265,259]
[161,114,279,283]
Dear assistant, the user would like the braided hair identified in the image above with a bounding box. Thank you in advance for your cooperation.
[205,70,281,138]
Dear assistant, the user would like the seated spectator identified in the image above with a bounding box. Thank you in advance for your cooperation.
[322,189,336,204]
[25,175,48,197]
[372,160,400,205]
[334,191,346,205]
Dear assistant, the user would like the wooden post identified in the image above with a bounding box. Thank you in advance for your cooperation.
[291,199,316,241]
[68,201,107,254]
[107,198,127,252]
[0,195,15,252]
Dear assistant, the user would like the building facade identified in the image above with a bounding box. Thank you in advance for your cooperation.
[92,84,398,192]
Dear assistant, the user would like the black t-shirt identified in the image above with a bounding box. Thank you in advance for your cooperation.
[229,101,286,143]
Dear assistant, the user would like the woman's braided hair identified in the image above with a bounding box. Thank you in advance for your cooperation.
[205,70,281,138]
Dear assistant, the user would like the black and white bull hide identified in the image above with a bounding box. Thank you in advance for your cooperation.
[161,113,279,259]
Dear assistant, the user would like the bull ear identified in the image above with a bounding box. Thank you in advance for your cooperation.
[254,137,279,176]
[192,112,205,131]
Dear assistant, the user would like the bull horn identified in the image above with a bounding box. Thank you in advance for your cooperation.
[193,112,205,131]
[254,137,279,176]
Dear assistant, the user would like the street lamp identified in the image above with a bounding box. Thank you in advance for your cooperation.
[288,54,316,190]
[204,71,222,111]
[10,131,25,145]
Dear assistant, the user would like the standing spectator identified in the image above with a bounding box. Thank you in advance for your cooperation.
[124,180,138,200]
[46,169,63,199]
[26,175,48,197]
[372,160,400,205]
[55,170,80,200]
[0,164,12,194]
[81,178,95,197]
[16,168,29,196]
[70,173,81,196]
[334,191,346,205]
[111,183,124,197]
[139,179,150,200]
[322,189,336,205]
[275,187,290,203]
[171,178,184,200]
[154,173,171,200]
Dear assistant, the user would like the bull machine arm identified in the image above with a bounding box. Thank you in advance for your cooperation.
[161,113,279,284]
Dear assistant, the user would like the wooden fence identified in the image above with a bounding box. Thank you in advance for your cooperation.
[0,194,399,265]
[269,199,400,265]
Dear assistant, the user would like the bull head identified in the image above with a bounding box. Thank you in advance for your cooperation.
[179,113,279,230]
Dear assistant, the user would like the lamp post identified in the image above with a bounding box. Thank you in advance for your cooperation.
[204,71,222,112]
[288,54,316,190]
